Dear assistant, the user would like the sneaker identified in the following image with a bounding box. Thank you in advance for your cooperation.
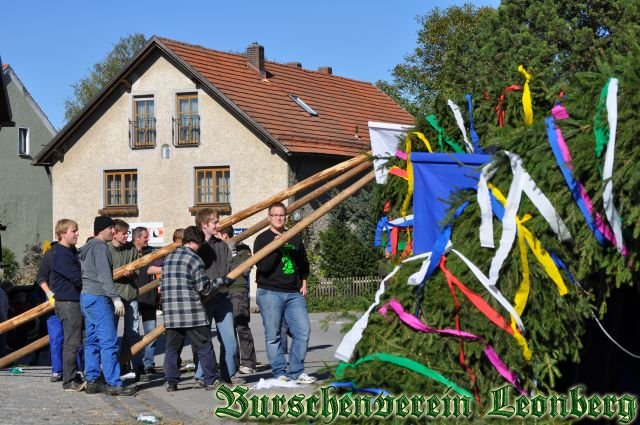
[276,375,291,383]
[238,366,256,375]
[50,373,62,383]
[295,373,317,384]
[85,380,105,394]
[192,379,205,389]
[105,384,137,396]
[63,379,86,392]
[139,367,156,383]
[227,376,246,385]
[203,380,221,391]
[165,381,178,392]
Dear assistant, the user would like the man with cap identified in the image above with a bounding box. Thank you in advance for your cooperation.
[79,216,136,396]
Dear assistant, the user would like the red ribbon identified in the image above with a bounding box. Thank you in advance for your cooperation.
[495,85,522,127]
[439,257,514,336]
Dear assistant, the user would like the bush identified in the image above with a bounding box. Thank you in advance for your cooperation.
[1,247,18,281]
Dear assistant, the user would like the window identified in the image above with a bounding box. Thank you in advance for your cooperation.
[130,97,155,149]
[174,93,199,147]
[18,128,30,156]
[190,166,231,215]
[100,170,139,216]
[289,94,318,116]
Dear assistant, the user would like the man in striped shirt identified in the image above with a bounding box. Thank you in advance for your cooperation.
[161,226,228,392]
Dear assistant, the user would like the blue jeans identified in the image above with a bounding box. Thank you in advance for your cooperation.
[80,294,122,386]
[117,299,143,370]
[256,288,310,380]
[47,314,64,375]
[141,317,156,369]
[195,294,236,382]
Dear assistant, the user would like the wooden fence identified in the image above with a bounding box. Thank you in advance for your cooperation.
[313,276,379,298]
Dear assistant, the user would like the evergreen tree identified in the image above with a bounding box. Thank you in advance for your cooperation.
[337,1,639,418]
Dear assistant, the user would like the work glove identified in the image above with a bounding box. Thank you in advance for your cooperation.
[113,298,125,317]
[213,276,232,289]
[45,290,55,307]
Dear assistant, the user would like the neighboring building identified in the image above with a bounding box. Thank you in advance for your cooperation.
[33,36,414,247]
[0,64,55,263]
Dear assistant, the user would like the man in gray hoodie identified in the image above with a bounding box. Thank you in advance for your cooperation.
[79,216,136,396]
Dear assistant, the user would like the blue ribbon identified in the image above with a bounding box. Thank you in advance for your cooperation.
[466,93,481,153]
[329,381,391,396]
[545,116,607,245]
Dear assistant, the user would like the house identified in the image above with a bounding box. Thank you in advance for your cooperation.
[33,36,414,246]
[0,64,55,263]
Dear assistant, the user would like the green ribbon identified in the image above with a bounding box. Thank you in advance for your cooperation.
[425,115,465,153]
[594,79,611,159]
[335,352,473,398]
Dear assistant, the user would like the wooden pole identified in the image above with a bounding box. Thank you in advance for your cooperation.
[121,171,375,362]
[229,160,371,245]
[0,302,53,335]
[113,152,370,280]
[0,336,49,369]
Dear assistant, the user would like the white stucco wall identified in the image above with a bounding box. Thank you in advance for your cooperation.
[51,53,288,250]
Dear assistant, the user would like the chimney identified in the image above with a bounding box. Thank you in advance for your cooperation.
[318,66,332,75]
[286,62,302,69]
[246,42,266,78]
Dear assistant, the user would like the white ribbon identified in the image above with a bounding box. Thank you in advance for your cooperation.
[602,78,625,254]
[488,151,572,287]
[478,173,494,248]
[452,248,525,331]
[447,99,474,153]
[506,152,572,242]
[368,121,412,184]
[334,266,400,362]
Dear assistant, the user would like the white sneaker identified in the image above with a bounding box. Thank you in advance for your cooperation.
[238,366,256,375]
[276,375,291,383]
[295,373,317,384]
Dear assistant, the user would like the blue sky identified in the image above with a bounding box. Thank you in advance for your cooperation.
[3,0,498,130]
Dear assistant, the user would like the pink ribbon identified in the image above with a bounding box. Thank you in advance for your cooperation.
[552,106,625,255]
[395,150,408,160]
[379,299,527,396]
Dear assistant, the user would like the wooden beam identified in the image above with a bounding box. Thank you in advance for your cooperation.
[229,160,371,245]
[0,336,50,369]
[121,171,375,362]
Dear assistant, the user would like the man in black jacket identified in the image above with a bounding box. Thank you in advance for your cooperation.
[254,202,316,384]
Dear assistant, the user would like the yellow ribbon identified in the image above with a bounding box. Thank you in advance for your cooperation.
[401,132,432,217]
[490,185,568,296]
[518,65,533,127]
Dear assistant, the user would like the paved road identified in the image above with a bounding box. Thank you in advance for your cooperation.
[0,312,351,425]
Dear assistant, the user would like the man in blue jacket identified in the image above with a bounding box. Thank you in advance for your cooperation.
[49,219,85,391]
[79,216,136,396]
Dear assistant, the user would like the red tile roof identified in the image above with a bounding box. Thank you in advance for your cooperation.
[158,38,414,157]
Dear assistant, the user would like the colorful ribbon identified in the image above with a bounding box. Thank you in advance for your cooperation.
[388,166,408,180]
[425,114,465,153]
[518,65,533,127]
[489,185,568,297]
[447,99,474,153]
[335,352,473,398]
[495,85,521,127]
[466,94,481,153]
[545,114,621,250]
[378,299,527,396]
[335,266,400,362]
[599,78,626,256]
[400,132,433,218]
[329,381,390,396]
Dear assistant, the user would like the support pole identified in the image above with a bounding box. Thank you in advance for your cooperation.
[120,171,375,363]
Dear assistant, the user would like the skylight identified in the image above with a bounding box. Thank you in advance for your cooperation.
[289,94,318,117]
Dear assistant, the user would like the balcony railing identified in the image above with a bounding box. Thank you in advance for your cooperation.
[129,118,156,149]
[173,114,200,147]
